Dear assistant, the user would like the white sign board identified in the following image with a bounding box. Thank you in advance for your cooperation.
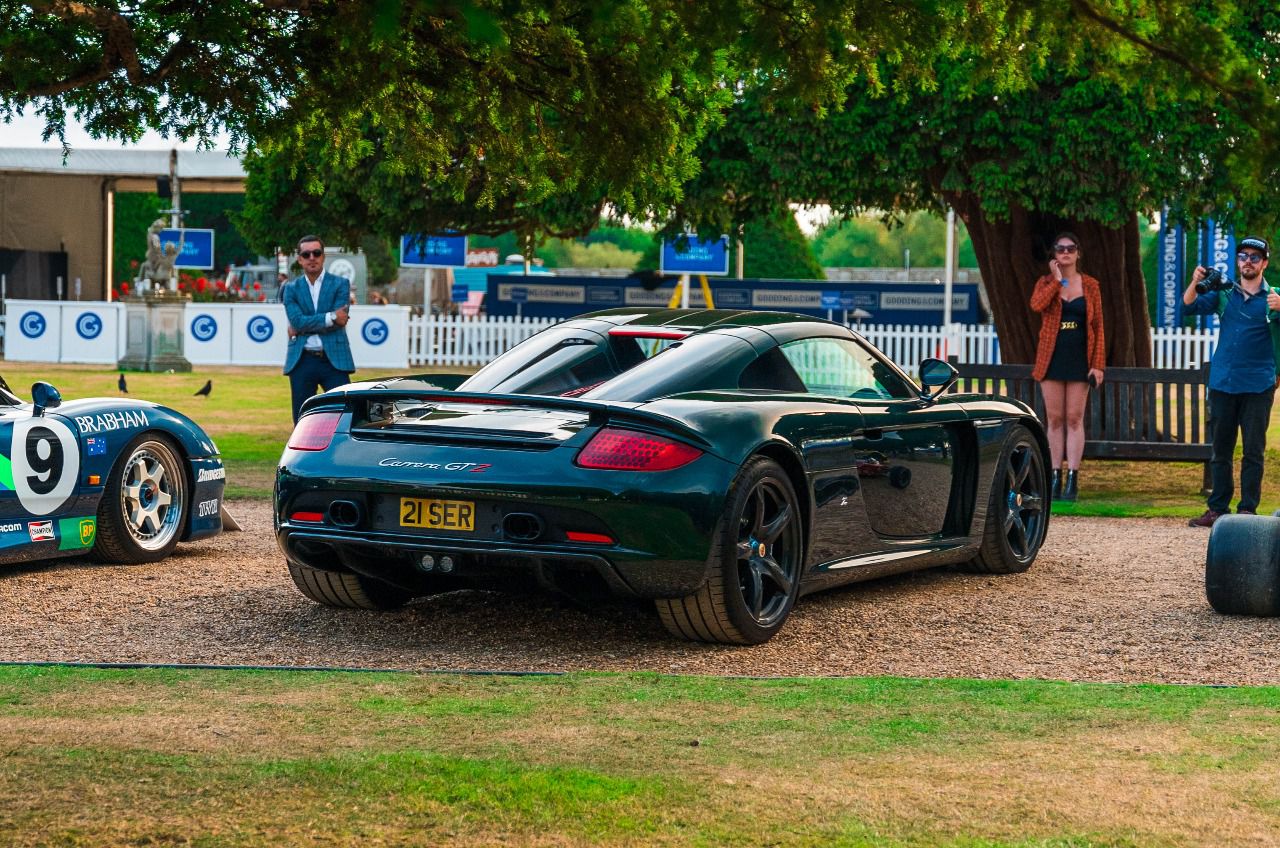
[182,305,235,365]
[59,304,124,364]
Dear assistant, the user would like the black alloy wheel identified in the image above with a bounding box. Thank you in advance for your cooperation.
[657,457,804,644]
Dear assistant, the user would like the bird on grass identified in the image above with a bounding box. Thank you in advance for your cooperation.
[194,379,213,398]
[117,373,128,393]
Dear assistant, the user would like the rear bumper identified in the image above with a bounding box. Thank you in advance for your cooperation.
[277,524,711,599]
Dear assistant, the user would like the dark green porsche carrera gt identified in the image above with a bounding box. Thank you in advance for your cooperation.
[275,309,1050,644]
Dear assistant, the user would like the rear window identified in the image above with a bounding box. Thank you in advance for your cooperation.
[459,327,680,397]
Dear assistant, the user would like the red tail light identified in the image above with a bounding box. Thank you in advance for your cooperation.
[575,428,702,471]
[288,411,342,451]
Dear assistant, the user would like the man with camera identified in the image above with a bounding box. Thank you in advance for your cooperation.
[1183,236,1280,527]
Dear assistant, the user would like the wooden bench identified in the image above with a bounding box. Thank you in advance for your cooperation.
[948,362,1212,486]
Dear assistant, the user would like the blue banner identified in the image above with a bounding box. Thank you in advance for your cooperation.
[659,235,731,276]
[160,228,215,270]
[401,234,468,268]
[485,276,981,324]
[1158,211,1183,329]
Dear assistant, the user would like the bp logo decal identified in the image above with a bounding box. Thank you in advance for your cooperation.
[56,517,96,551]
[7,418,79,515]
[75,312,103,340]
[247,315,274,343]
[191,314,218,342]
[362,318,389,346]
[19,311,46,339]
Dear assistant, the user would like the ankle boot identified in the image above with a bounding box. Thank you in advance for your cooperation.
[1061,470,1079,502]
[1051,469,1063,500]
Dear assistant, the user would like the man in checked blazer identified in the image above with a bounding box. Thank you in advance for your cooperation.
[282,234,356,422]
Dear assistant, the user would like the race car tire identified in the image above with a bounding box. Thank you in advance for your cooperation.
[963,424,1049,574]
[1205,514,1280,616]
[288,562,413,610]
[656,456,803,645]
[94,434,188,564]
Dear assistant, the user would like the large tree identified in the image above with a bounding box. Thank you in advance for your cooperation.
[673,34,1280,366]
[4,1,1056,245]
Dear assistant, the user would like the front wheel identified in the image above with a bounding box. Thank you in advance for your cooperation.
[963,424,1049,574]
[656,457,804,645]
[94,435,188,563]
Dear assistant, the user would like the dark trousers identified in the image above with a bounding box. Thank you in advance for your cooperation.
[289,350,351,422]
[1207,387,1276,512]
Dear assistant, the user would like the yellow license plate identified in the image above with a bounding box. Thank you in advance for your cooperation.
[399,498,475,531]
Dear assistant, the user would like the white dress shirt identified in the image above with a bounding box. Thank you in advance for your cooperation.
[303,273,335,351]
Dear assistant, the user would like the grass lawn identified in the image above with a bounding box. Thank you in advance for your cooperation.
[3,665,1279,846]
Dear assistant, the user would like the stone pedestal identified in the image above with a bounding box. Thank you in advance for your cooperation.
[118,294,193,372]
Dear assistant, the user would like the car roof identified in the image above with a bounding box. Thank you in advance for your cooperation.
[568,308,839,333]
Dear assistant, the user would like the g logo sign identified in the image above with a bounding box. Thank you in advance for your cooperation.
[247,315,274,343]
[362,318,389,346]
[10,418,79,515]
[75,312,103,340]
[19,311,46,339]
[191,314,218,342]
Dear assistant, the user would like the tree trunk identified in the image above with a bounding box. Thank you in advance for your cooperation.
[944,194,1152,368]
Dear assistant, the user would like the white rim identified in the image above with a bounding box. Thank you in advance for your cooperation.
[120,444,184,551]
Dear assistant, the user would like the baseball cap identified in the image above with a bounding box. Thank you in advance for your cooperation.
[1239,236,1269,259]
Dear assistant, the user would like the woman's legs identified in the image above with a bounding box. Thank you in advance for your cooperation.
[1064,380,1090,470]
[1039,380,1067,470]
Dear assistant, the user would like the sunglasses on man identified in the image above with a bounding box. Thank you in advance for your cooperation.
[298,249,324,259]
[1238,252,1266,264]
[1053,244,1078,254]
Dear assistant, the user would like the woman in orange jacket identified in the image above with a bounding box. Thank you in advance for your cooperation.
[1030,232,1106,501]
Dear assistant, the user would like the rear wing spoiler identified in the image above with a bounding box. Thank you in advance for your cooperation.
[300,387,714,449]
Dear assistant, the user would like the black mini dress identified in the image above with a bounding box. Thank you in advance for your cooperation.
[1044,296,1089,382]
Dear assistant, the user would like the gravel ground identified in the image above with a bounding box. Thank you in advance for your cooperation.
[1,500,1277,685]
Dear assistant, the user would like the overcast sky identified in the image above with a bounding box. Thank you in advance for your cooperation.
[1,110,229,150]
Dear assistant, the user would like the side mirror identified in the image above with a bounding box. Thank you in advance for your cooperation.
[917,358,958,404]
[31,382,62,417]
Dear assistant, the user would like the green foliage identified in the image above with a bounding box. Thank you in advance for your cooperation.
[813,212,977,268]
[111,193,165,292]
[744,208,823,279]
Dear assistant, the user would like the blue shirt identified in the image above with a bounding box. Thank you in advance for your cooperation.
[1184,281,1277,394]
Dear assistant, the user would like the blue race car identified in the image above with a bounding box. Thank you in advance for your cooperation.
[0,375,225,565]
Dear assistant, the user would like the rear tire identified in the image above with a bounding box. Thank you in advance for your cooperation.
[1205,515,1280,616]
[656,457,803,645]
[93,434,188,564]
[963,424,1048,574]
[288,562,413,610]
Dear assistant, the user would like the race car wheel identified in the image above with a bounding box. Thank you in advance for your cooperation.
[1204,514,1280,616]
[288,562,413,610]
[94,435,188,564]
[657,456,803,645]
[964,424,1048,574]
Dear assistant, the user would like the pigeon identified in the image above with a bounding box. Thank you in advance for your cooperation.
[117,373,128,393]
[194,379,213,398]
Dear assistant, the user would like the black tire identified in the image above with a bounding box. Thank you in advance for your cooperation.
[93,434,188,564]
[964,424,1049,574]
[656,457,803,645]
[288,562,413,610]
[1205,515,1280,616]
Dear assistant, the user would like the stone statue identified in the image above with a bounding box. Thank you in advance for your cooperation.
[136,218,181,293]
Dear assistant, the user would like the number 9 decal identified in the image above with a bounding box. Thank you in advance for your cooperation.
[11,417,79,515]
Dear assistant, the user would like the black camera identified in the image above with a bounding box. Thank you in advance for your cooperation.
[1195,267,1235,294]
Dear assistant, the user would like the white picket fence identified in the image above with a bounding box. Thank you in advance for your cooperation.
[407,316,1220,371]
